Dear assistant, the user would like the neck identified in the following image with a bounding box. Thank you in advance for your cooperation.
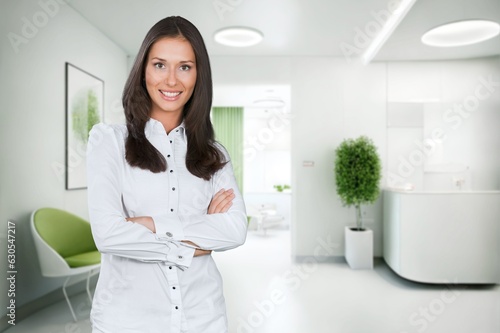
[150,110,182,134]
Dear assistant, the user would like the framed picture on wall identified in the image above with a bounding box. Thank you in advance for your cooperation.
[65,62,104,190]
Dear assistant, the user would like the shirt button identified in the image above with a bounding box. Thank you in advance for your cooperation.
[175,306,179,310]
[178,255,183,260]
[166,232,173,237]
[167,154,171,158]
[169,266,172,269]
[170,170,173,173]
[170,208,174,212]
[172,187,176,191]
[170,140,172,143]
[172,286,176,290]
[176,129,179,132]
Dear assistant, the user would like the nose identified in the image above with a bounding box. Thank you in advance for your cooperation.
[165,67,177,87]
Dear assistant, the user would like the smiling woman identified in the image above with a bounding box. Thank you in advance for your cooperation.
[86,16,247,333]
[145,37,197,125]
[122,16,225,178]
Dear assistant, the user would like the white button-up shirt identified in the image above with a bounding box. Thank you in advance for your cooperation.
[87,118,247,333]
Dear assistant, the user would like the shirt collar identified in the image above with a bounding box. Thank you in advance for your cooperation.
[145,118,186,139]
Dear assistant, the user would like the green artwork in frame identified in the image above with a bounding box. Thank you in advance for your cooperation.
[65,62,104,190]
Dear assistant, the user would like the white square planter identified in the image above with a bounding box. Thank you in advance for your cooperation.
[345,226,373,269]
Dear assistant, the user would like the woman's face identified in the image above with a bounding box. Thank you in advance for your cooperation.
[145,37,197,120]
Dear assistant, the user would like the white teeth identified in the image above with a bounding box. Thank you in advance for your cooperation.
[161,91,181,97]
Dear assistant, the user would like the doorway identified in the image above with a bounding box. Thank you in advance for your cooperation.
[213,84,292,239]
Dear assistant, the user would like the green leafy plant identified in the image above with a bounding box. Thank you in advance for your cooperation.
[334,136,381,230]
[273,184,291,192]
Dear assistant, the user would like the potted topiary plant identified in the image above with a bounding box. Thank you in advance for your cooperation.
[334,136,381,269]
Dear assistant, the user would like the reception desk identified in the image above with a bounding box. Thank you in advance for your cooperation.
[383,189,500,284]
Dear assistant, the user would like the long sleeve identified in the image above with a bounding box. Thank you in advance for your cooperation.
[87,123,195,267]
[154,156,247,251]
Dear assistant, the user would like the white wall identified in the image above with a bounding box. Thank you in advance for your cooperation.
[0,0,128,315]
[387,57,500,191]
[212,57,388,259]
[290,58,387,258]
[211,57,292,86]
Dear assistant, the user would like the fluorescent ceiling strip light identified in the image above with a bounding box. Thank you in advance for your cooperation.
[362,0,417,65]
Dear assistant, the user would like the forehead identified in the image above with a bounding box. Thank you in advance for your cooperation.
[148,37,195,60]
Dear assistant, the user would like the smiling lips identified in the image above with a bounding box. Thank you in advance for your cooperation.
[160,90,181,101]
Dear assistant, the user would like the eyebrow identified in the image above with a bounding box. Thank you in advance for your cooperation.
[151,57,195,64]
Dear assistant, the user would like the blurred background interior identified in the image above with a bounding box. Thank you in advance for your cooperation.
[1,0,499,332]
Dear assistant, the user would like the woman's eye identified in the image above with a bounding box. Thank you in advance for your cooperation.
[180,65,191,71]
[154,63,165,69]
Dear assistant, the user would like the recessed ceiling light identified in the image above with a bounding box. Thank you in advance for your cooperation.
[214,27,263,47]
[422,20,500,47]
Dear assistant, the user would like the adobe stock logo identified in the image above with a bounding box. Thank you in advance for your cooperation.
[243,108,293,162]
[399,279,465,333]
[387,74,499,188]
[212,0,244,21]
[236,234,339,333]
[7,0,70,54]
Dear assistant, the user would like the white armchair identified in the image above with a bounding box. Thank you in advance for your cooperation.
[31,208,101,321]
[248,203,285,235]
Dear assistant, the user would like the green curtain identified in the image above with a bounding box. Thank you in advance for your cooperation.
[212,106,244,191]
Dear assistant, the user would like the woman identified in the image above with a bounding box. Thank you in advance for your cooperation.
[87,16,247,333]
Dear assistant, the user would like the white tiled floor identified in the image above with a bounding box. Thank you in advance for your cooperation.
[6,229,500,333]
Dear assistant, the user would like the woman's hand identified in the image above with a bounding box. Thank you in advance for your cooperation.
[126,216,156,233]
[181,240,212,257]
[208,188,235,214]
[186,188,235,257]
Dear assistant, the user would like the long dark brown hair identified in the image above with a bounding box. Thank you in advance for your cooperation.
[122,16,226,180]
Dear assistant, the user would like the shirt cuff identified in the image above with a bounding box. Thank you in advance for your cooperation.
[166,242,195,269]
[152,214,185,241]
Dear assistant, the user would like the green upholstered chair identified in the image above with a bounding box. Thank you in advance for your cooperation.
[31,208,101,321]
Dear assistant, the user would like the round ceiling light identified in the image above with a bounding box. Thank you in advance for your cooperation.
[214,27,263,47]
[422,19,500,47]
[252,97,285,109]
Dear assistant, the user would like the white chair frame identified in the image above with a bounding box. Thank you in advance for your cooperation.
[30,210,100,322]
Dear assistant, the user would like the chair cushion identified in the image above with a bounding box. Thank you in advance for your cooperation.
[64,251,101,268]
[34,208,98,258]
